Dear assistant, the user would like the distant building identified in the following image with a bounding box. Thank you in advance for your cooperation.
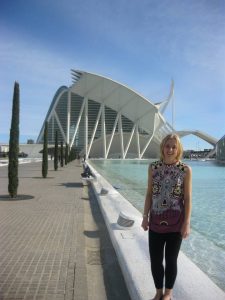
[27,139,35,144]
[0,144,43,158]
[0,145,9,157]
[0,145,9,153]
[216,135,225,163]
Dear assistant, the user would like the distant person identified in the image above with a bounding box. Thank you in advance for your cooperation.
[81,162,92,178]
[141,133,192,300]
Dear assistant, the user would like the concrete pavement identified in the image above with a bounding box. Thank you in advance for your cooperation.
[0,160,131,300]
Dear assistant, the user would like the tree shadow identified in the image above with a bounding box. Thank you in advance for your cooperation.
[59,182,83,188]
[0,176,55,179]
[81,196,89,201]
[0,194,34,201]
[32,176,54,179]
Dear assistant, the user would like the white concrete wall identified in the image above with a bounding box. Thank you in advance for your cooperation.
[0,144,43,158]
[19,144,43,158]
[87,162,225,300]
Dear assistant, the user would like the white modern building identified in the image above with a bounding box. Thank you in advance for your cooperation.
[37,70,175,159]
[37,70,218,159]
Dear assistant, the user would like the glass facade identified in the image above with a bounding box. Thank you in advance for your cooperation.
[216,135,225,162]
[37,89,149,157]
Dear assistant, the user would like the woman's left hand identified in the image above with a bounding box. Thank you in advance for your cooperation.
[181,222,191,239]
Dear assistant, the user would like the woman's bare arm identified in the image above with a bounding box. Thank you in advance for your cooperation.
[141,165,153,231]
[181,165,192,238]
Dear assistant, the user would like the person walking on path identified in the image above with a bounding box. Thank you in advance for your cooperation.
[142,133,192,300]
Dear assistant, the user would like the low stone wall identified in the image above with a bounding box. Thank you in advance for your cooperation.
[87,162,225,300]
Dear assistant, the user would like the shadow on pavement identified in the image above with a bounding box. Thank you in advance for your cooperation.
[59,182,83,188]
[87,185,131,300]
[0,194,34,201]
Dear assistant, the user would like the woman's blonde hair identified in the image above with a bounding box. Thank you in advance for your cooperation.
[160,133,183,161]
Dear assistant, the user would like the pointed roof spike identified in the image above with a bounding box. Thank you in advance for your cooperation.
[154,79,174,113]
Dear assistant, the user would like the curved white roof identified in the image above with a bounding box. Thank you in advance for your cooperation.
[70,70,173,137]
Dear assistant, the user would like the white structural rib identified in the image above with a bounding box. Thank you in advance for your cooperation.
[84,97,88,156]
[38,89,66,142]
[136,123,140,159]
[140,114,157,159]
[154,79,174,114]
[67,90,71,144]
[119,113,124,158]
[52,118,55,143]
[70,98,86,149]
[54,111,66,141]
[87,105,103,158]
[47,90,65,123]
[124,123,136,158]
[106,112,120,158]
[101,103,106,158]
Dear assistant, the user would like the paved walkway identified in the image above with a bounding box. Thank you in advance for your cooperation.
[0,160,131,300]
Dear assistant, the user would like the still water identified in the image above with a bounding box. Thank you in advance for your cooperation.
[90,159,225,291]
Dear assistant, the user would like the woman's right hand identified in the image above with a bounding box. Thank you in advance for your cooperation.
[141,216,149,231]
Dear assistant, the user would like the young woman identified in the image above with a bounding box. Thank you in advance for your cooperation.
[141,134,192,300]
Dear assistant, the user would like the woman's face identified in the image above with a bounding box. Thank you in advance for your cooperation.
[163,138,178,161]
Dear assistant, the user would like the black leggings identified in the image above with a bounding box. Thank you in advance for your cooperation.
[148,230,182,289]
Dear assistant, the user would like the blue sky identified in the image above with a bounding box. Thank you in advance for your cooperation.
[0,0,224,150]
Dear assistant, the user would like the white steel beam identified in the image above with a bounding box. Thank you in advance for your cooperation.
[47,90,66,122]
[140,114,157,158]
[84,97,88,156]
[136,122,140,159]
[119,113,124,159]
[87,105,103,158]
[70,98,86,148]
[38,89,66,142]
[54,111,67,141]
[124,123,136,158]
[67,90,71,144]
[52,118,54,143]
[101,103,106,158]
[106,112,120,158]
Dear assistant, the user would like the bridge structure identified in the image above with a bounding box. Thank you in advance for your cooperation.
[176,130,218,157]
[176,130,218,147]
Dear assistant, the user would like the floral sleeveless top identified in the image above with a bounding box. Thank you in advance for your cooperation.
[149,160,186,233]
